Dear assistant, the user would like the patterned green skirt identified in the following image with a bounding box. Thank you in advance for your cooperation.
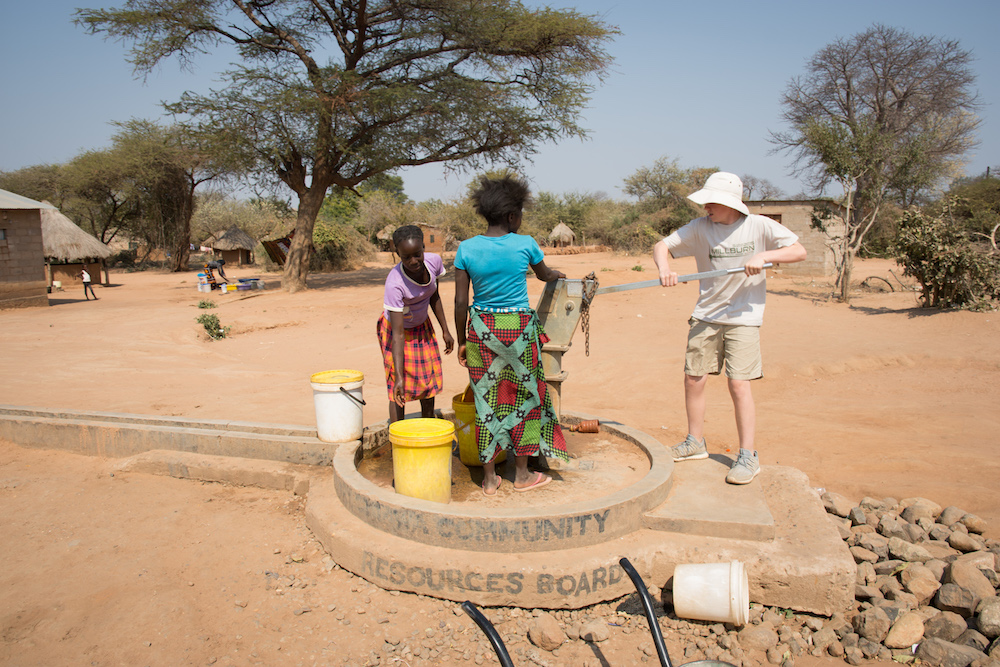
[465,308,568,464]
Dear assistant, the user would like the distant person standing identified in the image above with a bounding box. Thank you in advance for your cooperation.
[81,268,98,300]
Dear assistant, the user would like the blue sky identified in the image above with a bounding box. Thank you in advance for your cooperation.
[2,1,998,204]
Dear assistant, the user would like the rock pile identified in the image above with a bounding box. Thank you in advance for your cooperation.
[522,493,1000,667]
[818,493,1000,667]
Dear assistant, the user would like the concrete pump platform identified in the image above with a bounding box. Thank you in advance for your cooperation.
[0,405,854,614]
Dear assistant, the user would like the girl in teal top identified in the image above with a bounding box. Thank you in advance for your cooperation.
[454,175,570,496]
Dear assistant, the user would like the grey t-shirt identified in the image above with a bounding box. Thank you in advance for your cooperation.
[664,214,799,326]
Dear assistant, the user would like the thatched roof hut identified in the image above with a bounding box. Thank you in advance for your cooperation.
[548,222,575,247]
[39,207,112,261]
[212,226,256,251]
[38,205,111,288]
[200,230,223,247]
[210,225,256,265]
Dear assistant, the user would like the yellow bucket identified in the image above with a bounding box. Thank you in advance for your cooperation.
[389,418,455,504]
[453,385,506,467]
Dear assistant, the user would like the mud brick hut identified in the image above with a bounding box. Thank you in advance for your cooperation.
[0,189,52,309]
[378,222,448,254]
[40,206,112,290]
[746,200,847,277]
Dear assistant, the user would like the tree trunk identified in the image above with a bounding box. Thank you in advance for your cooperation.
[839,246,853,304]
[282,187,326,292]
[170,193,194,272]
[170,178,195,272]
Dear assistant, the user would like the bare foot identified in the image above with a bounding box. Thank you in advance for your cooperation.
[482,475,502,496]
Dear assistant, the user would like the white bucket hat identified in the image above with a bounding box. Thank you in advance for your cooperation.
[687,172,749,216]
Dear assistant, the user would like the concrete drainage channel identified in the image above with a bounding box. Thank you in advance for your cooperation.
[0,404,854,614]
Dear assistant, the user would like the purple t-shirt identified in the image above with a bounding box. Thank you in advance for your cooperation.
[382,252,445,328]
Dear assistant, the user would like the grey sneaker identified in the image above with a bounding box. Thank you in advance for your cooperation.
[671,434,708,461]
[726,449,760,485]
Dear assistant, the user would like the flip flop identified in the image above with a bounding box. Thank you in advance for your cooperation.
[482,478,503,496]
[513,472,551,493]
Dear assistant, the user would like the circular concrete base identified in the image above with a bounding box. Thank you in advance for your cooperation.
[304,411,680,607]
[333,411,674,553]
[303,411,854,611]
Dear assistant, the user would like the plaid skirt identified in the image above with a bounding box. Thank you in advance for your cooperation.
[465,308,568,464]
[377,314,444,401]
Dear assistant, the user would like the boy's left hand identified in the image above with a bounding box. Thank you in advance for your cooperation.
[442,331,455,354]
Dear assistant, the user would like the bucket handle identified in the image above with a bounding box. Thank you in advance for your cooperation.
[339,386,366,406]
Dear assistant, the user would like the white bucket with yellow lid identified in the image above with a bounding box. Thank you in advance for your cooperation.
[310,370,365,442]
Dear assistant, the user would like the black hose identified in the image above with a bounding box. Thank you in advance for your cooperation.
[460,601,515,667]
[620,557,672,667]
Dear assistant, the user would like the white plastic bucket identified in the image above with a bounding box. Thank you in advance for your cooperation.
[672,560,749,626]
[310,370,365,442]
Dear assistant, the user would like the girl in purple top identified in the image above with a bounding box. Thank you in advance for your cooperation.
[378,225,454,423]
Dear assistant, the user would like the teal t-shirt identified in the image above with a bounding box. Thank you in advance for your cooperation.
[454,234,544,309]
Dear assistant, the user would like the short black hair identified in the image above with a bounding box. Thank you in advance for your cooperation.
[392,224,423,248]
[470,174,531,227]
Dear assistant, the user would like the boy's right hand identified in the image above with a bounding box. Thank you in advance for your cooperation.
[457,344,468,368]
[659,271,679,287]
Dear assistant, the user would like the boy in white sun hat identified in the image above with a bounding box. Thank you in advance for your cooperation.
[653,171,807,484]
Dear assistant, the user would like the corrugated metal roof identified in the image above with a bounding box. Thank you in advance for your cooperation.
[0,188,56,210]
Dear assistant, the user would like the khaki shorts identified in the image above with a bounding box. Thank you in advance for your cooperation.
[684,318,762,380]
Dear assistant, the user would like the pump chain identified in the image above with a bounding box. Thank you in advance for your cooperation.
[579,272,598,357]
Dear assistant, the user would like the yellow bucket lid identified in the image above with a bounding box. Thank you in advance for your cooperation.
[310,369,364,384]
[389,418,455,440]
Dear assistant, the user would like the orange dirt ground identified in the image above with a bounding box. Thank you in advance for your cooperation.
[1,252,997,667]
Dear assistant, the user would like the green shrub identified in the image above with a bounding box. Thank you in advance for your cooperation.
[196,313,230,340]
[311,220,374,272]
[893,202,1000,311]
[197,299,216,309]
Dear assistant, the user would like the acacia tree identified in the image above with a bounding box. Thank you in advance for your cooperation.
[0,165,71,209]
[62,149,141,245]
[622,156,715,235]
[193,193,292,244]
[770,24,980,302]
[77,0,615,292]
[741,175,784,201]
[110,120,235,271]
